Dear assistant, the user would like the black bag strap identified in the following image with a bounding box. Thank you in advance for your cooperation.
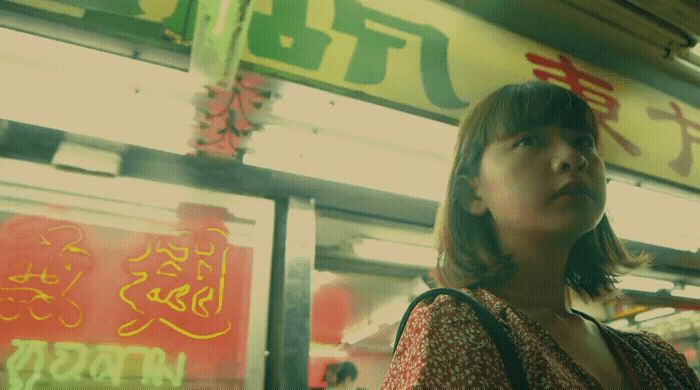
[392,288,528,390]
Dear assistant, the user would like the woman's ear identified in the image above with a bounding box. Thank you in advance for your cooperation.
[456,175,488,216]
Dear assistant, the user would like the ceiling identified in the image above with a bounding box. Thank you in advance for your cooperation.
[440,0,700,105]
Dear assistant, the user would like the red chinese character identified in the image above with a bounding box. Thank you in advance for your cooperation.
[526,53,641,156]
[647,101,700,177]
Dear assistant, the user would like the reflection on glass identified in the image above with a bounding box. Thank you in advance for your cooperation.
[308,270,429,390]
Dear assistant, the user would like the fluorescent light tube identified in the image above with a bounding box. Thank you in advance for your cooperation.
[309,346,349,358]
[670,285,700,300]
[369,297,409,327]
[636,310,696,329]
[51,142,122,176]
[606,181,700,252]
[614,275,674,293]
[341,323,380,345]
[606,319,630,329]
[634,307,676,322]
[672,53,700,74]
[351,238,437,268]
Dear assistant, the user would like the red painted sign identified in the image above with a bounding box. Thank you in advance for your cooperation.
[647,101,700,177]
[526,52,641,156]
[0,209,254,387]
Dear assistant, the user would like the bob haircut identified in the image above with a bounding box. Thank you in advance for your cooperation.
[434,81,651,301]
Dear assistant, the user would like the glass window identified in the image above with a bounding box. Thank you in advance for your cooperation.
[309,209,433,390]
[0,156,274,389]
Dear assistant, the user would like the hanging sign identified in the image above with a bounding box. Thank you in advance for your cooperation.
[241,0,700,191]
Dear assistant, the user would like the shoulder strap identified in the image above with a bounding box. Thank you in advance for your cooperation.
[393,288,528,390]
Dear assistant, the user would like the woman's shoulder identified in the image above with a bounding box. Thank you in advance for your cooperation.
[395,287,501,356]
[611,327,688,360]
[398,288,503,355]
[610,326,680,353]
[384,288,511,389]
[407,288,489,325]
[604,326,699,385]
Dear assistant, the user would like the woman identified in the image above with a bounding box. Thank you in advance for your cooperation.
[381,81,699,389]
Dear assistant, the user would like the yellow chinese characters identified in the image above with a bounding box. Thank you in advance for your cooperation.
[118,228,232,340]
[0,224,91,328]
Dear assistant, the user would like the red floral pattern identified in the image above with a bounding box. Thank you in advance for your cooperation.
[381,288,699,389]
[190,72,271,158]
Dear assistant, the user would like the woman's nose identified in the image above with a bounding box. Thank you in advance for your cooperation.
[551,142,588,173]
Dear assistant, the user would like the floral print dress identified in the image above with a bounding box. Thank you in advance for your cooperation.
[381,288,699,389]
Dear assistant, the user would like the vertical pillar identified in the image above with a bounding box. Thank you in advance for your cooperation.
[265,197,316,389]
[189,0,258,88]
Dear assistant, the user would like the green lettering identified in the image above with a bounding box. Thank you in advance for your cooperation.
[248,0,331,70]
[333,0,468,109]
[89,345,129,386]
[5,340,188,388]
[141,348,186,387]
[48,342,88,382]
[6,339,47,390]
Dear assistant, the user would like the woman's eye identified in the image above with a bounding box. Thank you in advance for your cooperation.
[576,135,596,148]
[514,136,538,147]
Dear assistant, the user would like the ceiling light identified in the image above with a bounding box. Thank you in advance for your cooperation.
[0,184,175,223]
[634,310,695,329]
[670,285,700,300]
[634,307,676,322]
[309,346,349,358]
[369,297,410,327]
[614,275,674,293]
[350,238,437,268]
[661,311,696,322]
[51,142,122,176]
[606,318,630,329]
[606,181,700,252]
[672,52,700,74]
[341,322,380,345]
[0,158,260,242]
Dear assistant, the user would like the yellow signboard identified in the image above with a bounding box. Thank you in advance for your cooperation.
[241,0,700,191]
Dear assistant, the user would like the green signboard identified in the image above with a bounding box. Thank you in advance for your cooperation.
[241,0,700,191]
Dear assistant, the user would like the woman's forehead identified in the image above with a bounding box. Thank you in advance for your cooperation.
[485,126,595,151]
[489,120,596,142]
[484,98,596,137]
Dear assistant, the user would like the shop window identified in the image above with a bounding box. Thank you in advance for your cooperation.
[309,210,433,389]
[0,158,274,389]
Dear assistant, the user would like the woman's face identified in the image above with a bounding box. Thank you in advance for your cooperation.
[467,125,606,241]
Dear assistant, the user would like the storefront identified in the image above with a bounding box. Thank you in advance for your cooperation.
[0,154,275,388]
[0,0,698,389]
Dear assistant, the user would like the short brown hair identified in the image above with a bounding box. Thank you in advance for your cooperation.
[434,81,651,301]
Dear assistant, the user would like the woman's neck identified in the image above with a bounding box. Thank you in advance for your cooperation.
[490,231,577,320]
[494,277,571,312]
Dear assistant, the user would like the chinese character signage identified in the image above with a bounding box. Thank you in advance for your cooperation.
[0,210,253,389]
[242,0,700,190]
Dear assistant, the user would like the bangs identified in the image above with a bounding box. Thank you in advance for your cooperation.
[484,82,599,144]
